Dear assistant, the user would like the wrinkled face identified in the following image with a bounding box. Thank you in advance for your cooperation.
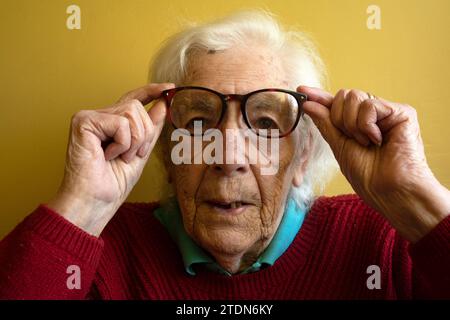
[164,46,308,270]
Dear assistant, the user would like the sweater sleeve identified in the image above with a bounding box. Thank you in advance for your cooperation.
[408,215,450,299]
[0,205,104,299]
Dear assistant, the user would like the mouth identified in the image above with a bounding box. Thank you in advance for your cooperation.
[205,200,253,215]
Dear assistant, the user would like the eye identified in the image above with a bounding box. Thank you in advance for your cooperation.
[186,117,207,129]
[254,117,279,130]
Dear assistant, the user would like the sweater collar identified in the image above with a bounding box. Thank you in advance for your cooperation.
[153,197,306,276]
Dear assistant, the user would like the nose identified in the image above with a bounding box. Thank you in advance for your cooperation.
[213,162,249,176]
[213,104,250,176]
[212,131,250,176]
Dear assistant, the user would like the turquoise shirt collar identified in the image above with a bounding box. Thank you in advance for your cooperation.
[153,197,306,276]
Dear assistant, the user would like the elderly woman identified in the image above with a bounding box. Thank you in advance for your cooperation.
[0,11,449,300]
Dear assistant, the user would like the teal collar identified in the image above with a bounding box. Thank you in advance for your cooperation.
[153,197,306,276]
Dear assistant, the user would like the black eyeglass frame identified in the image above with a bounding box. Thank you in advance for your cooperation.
[160,86,307,138]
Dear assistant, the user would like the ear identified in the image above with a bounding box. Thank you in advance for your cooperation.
[292,132,312,188]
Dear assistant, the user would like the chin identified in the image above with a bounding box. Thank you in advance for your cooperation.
[193,225,258,257]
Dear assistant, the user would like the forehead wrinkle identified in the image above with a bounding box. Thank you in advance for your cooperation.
[183,47,286,95]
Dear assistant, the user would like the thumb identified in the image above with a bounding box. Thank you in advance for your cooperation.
[297,85,343,149]
[148,99,167,130]
[134,100,167,162]
[142,99,167,157]
[302,100,344,155]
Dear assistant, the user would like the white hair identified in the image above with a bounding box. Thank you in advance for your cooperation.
[149,10,338,211]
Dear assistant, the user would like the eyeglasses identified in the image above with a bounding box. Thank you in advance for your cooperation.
[161,86,307,138]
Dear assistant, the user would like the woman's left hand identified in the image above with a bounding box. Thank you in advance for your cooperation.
[298,86,450,242]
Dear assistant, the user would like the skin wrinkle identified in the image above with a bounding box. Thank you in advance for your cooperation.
[164,45,309,274]
[192,166,205,242]
[259,161,291,238]
[180,165,201,237]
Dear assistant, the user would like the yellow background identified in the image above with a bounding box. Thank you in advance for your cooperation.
[1,0,449,238]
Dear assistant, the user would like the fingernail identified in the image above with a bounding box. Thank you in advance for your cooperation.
[139,142,151,157]
[369,138,381,147]
[368,131,382,147]
[370,137,382,147]
[121,154,131,163]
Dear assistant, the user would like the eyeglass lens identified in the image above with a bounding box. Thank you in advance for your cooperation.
[169,88,300,137]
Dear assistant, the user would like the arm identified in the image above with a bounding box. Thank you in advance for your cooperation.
[409,214,450,299]
[0,83,173,299]
[299,86,450,297]
[0,205,103,299]
[403,181,450,298]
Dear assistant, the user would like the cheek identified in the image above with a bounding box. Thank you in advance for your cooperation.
[171,163,207,234]
[252,137,299,233]
[254,168,289,236]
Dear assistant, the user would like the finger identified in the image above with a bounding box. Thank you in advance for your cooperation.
[134,99,168,160]
[136,102,155,158]
[118,83,175,106]
[343,90,370,146]
[374,98,410,133]
[330,89,349,136]
[357,99,393,146]
[81,112,131,161]
[119,101,146,163]
[297,85,334,107]
[148,98,168,130]
[302,100,344,156]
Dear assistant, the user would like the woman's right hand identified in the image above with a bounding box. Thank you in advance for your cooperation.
[47,83,174,236]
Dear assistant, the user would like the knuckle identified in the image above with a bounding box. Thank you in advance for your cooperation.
[134,128,145,141]
[359,99,373,112]
[360,98,371,107]
[405,105,417,117]
[129,99,143,109]
[72,109,88,120]
[118,90,134,103]
[336,88,347,97]
[131,126,144,141]
[71,110,92,127]
[118,116,129,129]
[396,104,417,122]
[123,100,144,117]
[347,89,360,101]
[131,130,145,146]
[130,133,141,146]
[123,108,134,119]
[347,89,359,98]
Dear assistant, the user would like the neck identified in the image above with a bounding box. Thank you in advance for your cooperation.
[210,239,269,274]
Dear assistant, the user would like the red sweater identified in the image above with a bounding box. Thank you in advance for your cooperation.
[0,194,449,299]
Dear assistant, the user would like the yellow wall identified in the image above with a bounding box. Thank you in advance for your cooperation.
[1,0,449,238]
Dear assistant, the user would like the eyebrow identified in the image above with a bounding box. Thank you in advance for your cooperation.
[249,98,283,113]
[183,98,217,113]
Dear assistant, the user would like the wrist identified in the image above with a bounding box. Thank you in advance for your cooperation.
[384,178,450,243]
[47,190,118,237]
[412,180,450,237]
